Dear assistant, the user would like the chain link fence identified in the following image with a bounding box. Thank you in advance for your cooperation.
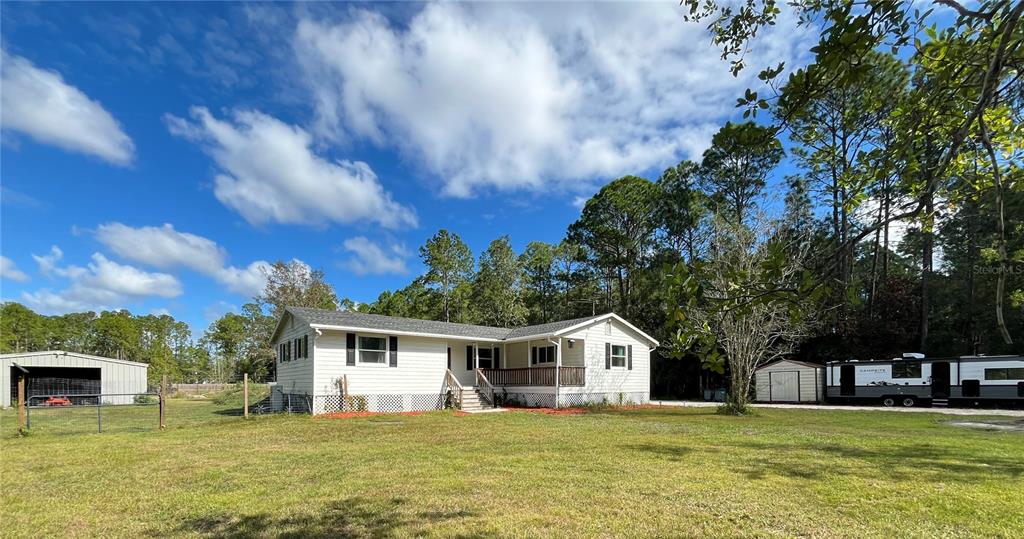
[25,393,161,435]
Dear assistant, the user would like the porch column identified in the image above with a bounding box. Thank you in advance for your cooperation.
[554,338,561,408]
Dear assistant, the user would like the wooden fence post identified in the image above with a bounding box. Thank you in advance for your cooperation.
[159,375,168,430]
[17,376,26,436]
[243,373,249,419]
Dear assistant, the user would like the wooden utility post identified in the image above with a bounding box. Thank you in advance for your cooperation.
[243,373,249,419]
[159,375,168,430]
[17,376,26,436]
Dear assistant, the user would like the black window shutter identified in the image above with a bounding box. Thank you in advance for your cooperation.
[346,333,356,365]
[294,338,299,359]
[447,347,452,370]
[389,336,398,367]
[605,342,611,369]
[467,345,474,371]
[627,344,633,370]
[531,346,537,365]
[493,347,500,368]
[303,335,309,358]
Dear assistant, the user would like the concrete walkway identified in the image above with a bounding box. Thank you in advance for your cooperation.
[650,400,1024,417]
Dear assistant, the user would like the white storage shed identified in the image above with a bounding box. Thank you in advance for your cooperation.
[1,350,149,407]
[755,359,824,403]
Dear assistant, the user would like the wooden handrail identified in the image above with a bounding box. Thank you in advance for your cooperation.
[475,369,496,408]
[444,369,464,409]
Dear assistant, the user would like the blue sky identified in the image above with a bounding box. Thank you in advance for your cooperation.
[1,2,816,335]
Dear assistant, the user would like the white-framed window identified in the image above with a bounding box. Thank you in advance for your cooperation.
[478,347,494,369]
[533,346,555,364]
[358,335,388,365]
[611,344,627,368]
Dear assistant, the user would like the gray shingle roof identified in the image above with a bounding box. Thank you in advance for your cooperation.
[287,307,511,340]
[285,306,604,341]
[504,316,600,339]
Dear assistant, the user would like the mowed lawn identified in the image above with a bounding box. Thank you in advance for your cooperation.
[1,401,1022,538]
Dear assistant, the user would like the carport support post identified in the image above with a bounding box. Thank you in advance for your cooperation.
[243,373,249,419]
[17,376,26,435]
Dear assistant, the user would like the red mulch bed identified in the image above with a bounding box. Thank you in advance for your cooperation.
[504,406,588,415]
[317,410,427,420]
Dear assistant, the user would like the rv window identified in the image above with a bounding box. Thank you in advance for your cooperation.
[984,368,1024,380]
[962,379,980,398]
[892,362,922,378]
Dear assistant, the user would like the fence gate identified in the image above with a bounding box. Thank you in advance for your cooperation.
[26,393,161,435]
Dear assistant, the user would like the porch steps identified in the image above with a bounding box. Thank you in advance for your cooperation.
[460,390,495,412]
[932,398,949,408]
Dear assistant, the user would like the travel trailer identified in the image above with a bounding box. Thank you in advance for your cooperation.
[825,354,1024,407]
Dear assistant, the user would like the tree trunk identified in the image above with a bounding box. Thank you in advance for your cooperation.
[868,194,883,317]
[920,194,933,353]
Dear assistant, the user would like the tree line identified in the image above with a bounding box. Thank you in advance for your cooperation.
[2,1,1020,407]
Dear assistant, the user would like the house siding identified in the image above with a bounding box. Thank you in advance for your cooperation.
[272,313,314,410]
[558,319,650,404]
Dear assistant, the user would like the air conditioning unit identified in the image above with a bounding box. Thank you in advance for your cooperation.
[902,352,925,359]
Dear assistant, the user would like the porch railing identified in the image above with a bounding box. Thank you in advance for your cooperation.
[475,369,496,408]
[479,366,586,387]
[443,369,464,409]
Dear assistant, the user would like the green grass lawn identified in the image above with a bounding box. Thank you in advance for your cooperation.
[1,401,1022,538]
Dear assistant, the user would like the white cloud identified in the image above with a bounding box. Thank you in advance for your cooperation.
[165,106,417,229]
[32,245,66,278]
[216,260,272,297]
[0,256,29,282]
[0,51,135,165]
[204,300,238,322]
[96,222,226,275]
[293,3,811,197]
[94,222,271,298]
[23,248,182,314]
[341,236,409,275]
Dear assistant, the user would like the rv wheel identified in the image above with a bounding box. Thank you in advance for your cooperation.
[881,397,896,407]
[901,397,916,408]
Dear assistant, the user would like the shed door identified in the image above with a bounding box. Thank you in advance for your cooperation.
[769,371,799,402]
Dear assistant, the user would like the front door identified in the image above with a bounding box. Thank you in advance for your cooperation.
[840,365,855,396]
[931,362,950,398]
[769,371,799,402]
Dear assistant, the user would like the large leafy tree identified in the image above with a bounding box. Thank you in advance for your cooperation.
[568,175,661,318]
[257,260,338,319]
[419,229,474,323]
[668,217,818,414]
[656,160,709,263]
[521,241,559,324]
[698,122,784,226]
[474,236,528,328]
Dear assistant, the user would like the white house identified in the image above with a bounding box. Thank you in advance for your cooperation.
[270,307,659,414]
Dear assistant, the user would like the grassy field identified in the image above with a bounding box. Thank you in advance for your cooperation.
[1,401,1022,538]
